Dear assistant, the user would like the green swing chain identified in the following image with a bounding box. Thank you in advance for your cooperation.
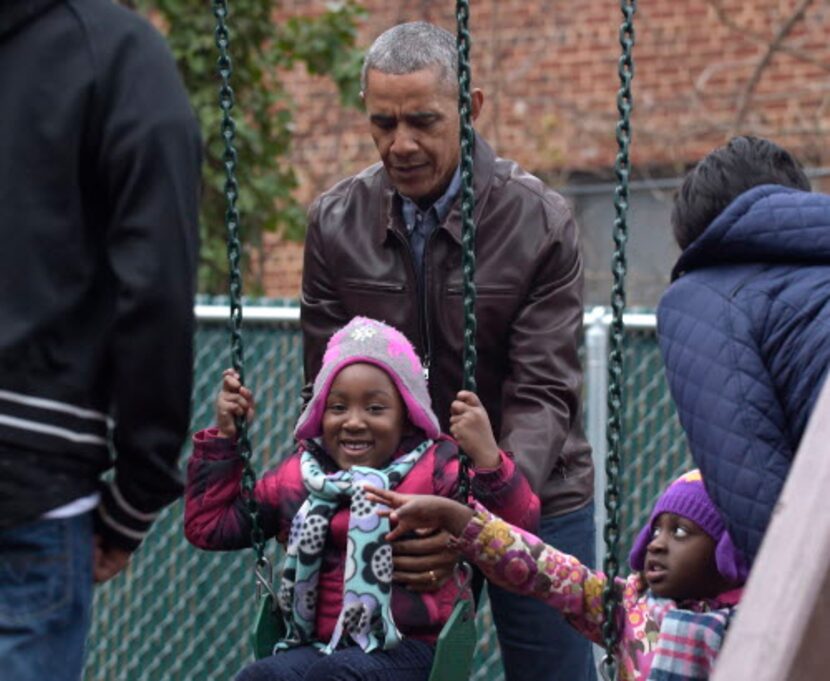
[455,0,476,504]
[213,0,268,576]
[601,2,636,680]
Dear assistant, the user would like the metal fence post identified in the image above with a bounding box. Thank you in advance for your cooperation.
[584,307,610,576]
[584,306,610,668]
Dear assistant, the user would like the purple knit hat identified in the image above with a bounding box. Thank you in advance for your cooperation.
[629,469,748,584]
[294,316,440,440]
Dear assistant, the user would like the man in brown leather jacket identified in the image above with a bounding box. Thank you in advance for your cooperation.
[301,21,596,681]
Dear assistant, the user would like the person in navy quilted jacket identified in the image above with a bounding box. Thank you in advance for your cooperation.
[658,135,830,570]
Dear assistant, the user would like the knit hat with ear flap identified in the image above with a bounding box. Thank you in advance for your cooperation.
[629,469,749,584]
[294,316,440,441]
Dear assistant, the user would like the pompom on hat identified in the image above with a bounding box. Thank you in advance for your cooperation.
[629,469,748,584]
[294,317,440,441]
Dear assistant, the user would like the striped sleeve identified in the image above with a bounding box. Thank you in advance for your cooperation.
[97,478,162,547]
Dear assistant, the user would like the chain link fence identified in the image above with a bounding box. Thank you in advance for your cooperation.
[84,303,690,681]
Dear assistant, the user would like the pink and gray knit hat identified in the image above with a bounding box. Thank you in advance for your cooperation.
[629,469,748,583]
[294,317,440,440]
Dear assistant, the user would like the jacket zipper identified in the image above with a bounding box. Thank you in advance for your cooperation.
[389,227,432,383]
[421,230,435,384]
[343,279,405,293]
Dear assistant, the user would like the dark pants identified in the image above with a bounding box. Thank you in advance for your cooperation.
[488,503,598,681]
[235,639,435,681]
[0,513,94,681]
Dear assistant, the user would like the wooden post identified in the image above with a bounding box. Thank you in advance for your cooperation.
[711,377,830,680]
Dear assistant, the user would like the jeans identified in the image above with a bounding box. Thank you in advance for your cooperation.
[235,639,435,681]
[488,503,598,681]
[0,513,94,681]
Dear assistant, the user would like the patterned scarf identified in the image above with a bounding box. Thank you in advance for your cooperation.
[647,603,738,680]
[276,439,432,654]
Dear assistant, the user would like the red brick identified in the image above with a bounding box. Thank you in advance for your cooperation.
[259,0,830,296]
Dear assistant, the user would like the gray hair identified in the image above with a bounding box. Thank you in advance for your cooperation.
[361,22,458,94]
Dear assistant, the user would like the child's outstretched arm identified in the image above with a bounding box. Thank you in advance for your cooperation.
[365,487,474,539]
[366,486,612,646]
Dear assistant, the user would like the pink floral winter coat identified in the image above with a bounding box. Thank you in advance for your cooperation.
[451,506,742,680]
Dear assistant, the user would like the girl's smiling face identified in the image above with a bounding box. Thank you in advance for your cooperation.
[644,512,731,601]
[322,363,408,470]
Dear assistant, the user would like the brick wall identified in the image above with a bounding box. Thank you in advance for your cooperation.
[264,0,830,296]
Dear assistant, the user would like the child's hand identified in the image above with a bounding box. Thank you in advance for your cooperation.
[449,391,501,468]
[364,486,474,539]
[215,368,255,439]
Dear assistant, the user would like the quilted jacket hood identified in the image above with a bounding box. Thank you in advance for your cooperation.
[658,182,830,567]
[672,185,830,281]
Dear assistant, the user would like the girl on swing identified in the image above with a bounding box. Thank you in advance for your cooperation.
[184,316,539,681]
[366,469,748,681]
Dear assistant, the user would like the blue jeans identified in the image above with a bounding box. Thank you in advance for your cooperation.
[488,503,597,681]
[0,513,94,681]
[235,640,435,681]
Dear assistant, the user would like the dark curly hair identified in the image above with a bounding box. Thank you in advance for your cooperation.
[672,136,811,250]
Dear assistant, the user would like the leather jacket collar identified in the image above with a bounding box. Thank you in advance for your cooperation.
[373,134,498,247]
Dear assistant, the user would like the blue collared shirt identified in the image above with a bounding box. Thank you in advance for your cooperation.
[400,166,462,285]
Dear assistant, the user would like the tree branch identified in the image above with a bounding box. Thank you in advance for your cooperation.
[706,0,830,73]
[730,0,816,133]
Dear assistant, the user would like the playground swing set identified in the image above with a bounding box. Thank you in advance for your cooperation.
[209,1,637,680]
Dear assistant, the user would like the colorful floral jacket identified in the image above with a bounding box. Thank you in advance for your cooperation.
[185,431,539,645]
[452,507,742,680]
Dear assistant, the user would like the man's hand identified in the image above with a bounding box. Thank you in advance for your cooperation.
[391,529,459,592]
[93,535,132,583]
[365,486,474,592]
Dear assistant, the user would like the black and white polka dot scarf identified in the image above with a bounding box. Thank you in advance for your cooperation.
[275,439,432,654]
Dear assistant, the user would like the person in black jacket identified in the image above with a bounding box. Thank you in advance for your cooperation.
[0,1,201,679]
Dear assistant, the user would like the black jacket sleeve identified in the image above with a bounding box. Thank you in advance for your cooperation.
[90,9,202,551]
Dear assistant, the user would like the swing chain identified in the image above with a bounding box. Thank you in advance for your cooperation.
[602,0,636,678]
[213,0,267,570]
[598,654,617,681]
[454,560,473,592]
[255,556,277,601]
[455,0,476,503]
[453,560,475,618]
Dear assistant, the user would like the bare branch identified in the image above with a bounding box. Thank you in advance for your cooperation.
[706,0,830,73]
[731,0,816,133]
